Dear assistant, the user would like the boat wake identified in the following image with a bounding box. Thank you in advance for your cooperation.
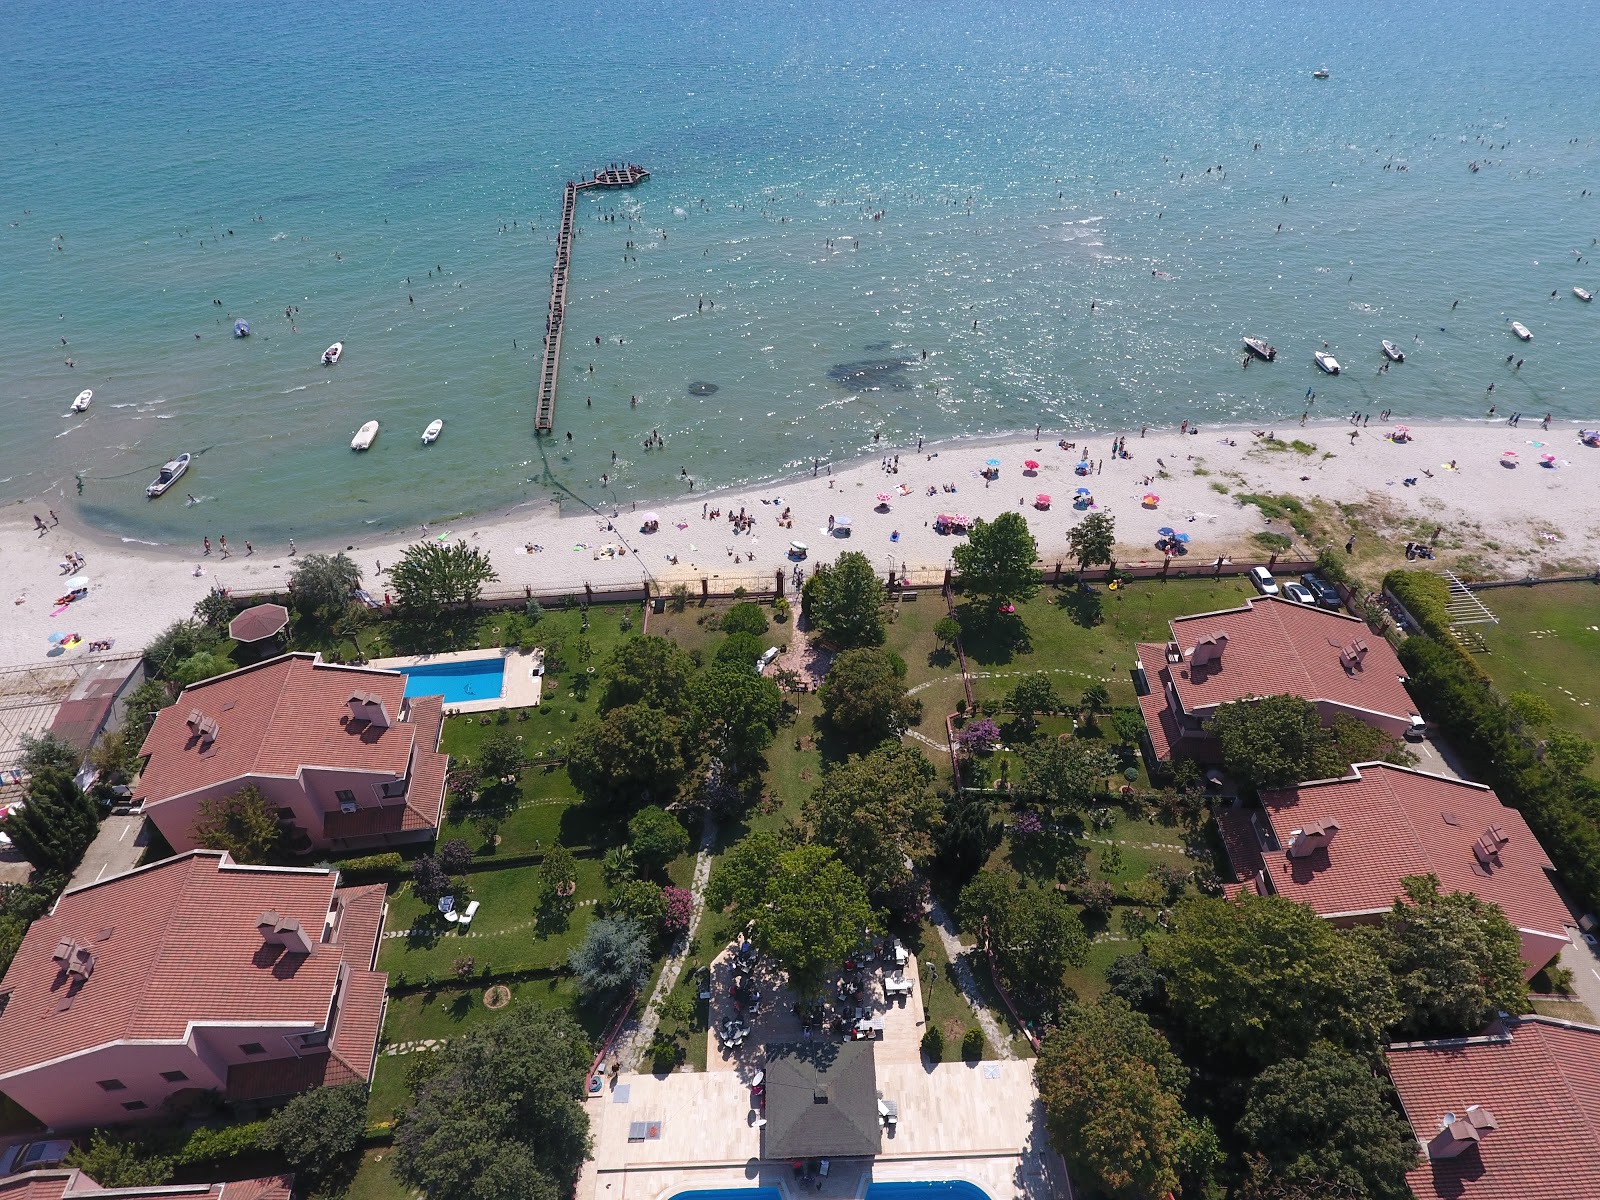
[281,384,309,394]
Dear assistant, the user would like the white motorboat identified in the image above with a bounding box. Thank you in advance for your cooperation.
[1242,336,1277,361]
[1314,350,1341,374]
[146,452,191,498]
[351,420,380,451]
[421,419,444,444]
[70,389,93,412]
[1575,287,1593,302]
[234,319,250,337]
[1510,321,1532,341]
[323,341,343,366]
[1312,68,1330,79]
[1381,340,1405,363]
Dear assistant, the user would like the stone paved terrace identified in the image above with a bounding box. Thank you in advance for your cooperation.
[579,944,1067,1200]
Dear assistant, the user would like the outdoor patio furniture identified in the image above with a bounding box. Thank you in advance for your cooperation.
[458,900,480,928]
[882,1099,898,1126]
[444,910,460,923]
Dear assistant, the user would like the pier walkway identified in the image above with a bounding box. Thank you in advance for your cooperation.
[536,163,650,433]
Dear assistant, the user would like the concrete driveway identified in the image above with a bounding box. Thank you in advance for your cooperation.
[66,814,150,890]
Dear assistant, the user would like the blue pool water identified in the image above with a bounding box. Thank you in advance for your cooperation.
[671,1184,988,1200]
[395,658,506,704]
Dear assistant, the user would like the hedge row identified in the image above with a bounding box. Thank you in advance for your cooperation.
[1383,570,1458,646]
[1400,635,1600,916]
[335,852,406,883]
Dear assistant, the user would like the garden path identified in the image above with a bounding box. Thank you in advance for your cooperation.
[926,894,1015,1060]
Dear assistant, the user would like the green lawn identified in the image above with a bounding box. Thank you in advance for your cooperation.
[958,577,1257,711]
[1472,583,1600,760]
[909,919,1030,1059]
[345,1150,405,1200]
[645,598,789,661]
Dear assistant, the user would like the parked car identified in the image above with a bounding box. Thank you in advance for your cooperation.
[1300,572,1342,609]
[0,1140,74,1176]
[1281,581,1317,606]
[1248,566,1279,596]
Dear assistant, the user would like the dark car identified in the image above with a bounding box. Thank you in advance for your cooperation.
[1300,573,1342,609]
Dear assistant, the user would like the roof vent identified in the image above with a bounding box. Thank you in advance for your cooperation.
[1428,1106,1497,1160]
[185,709,219,745]
[1338,639,1370,671]
[257,911,316,956]
[1287,819,1339,859]
[1189,633,1228,670]
[52,938,95,982]
[346,692,392,729]
[1474,826,1510,870]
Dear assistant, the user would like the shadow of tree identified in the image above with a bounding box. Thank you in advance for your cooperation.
[953,603,1032,666]
[1055,586,1104,629]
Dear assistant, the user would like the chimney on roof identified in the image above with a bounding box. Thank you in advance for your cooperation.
[1286,819,1339,859]
[346,691,392,729]
[1189,632,1227,670]
[184,709,219,746]
[52,938,95,982]
[1428,1106,1498,1160]
[1474,826,1510,869]
[257,911,316,956]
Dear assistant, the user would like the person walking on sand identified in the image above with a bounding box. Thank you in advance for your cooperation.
[288,538,296,556]
[203,536,211,556]
[49,510,59,526]
[219,535,229,557]
[245,541,253,556]
[32,514,47,532]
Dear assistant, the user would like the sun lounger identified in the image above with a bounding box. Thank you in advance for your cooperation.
[459,900,480,928]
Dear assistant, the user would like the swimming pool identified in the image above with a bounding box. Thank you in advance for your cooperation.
[670,1184,988,1200]
[394,657,506,704]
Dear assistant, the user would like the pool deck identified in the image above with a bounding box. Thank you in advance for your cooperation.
[365,646,543,714]
[578,948,1070,1200]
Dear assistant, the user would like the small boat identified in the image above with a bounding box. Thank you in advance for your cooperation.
[1381,340,1405,363]
[146,452,191,498]
[1312,68,1330,79]
[234,319,250,337]
[421,419,443,444]
[1575,287,1593,302]
[351,420,379,451]
[1510,321,1532,342]
[1314,350,1341,374]
[70,389,93,412]
[323,341,343,366]
[1242,336,1277,361]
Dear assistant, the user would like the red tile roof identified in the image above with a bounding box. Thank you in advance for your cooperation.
[135,654,422,807]
[320,695,446,843]
[0,851,385,1081]
[1388,1016,1600,1200]
[1134,642,1221,764]
[1140,596,1417,724]
[1213,805,1268,895]
[0,1171,292,1200]
[1254,763,1572,936]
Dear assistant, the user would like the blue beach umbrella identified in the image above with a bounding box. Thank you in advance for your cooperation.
[1174,532,1191,544]
[47,632,67,644]
[1075,486,1092,495]
[985,458,1001,467]
[1158,526,1176,537]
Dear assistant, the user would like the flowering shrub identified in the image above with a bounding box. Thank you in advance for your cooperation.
[661,886,695,939]
[1012,810,1043,837]
[956,718,1001,756]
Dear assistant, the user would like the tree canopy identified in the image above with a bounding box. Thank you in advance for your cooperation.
[1066,511,1117,574]
[288,552,362,617]
[958,871,1088,1001]
[1005,673,1059,728]
[389,540,498,610]
[1015,737,1118,811]
[708,839,877,990]
[802,743,940,910]
[600,637,694,715]
[1236,1042,1418,1200]
[1036,999,1219,1200]
[689,663,782,770]
[2,768,99,875]
[801,550,885,648]
[1211,696,1411,791]
[567,704,692,809]
[143,619,220,681]
[627,806,691,873]
[568,916,653,999]
[262,1081,368,1192]
[1374,874,1529,1039]
[192,784,281,863]
[819,647,920,747]
[952,511,1040,610]
[18,731,82,776]
[1150,895,1400,1071]
[720,601,770,637]
[393,1005,592,1200]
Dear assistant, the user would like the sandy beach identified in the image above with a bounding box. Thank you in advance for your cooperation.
[3,419,1596,669]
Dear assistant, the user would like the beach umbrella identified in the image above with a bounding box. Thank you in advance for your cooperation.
[1036,493,1051,506]
[640,511,659,523]
[47,632,67,644]
[836,515,853,528]
[65,575,89,590]
[1174,532,1191,543]
[1075,486,1092,495]
[790,540,808,553]
[228,603,290,644]
[1158,526,1176,537]
[876,492,891,503]
[1023,459,1040,470]
[986,458,1001,467]
[1142,493,1161,507]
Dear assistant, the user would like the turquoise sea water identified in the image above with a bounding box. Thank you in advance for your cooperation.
[3,0,1597,547]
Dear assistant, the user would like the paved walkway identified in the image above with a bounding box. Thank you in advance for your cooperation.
[926,896,1014,1061]
[613,817,718,1069]
[66,814,149,890]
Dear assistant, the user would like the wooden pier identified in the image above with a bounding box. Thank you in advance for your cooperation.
[535,163,650,434]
